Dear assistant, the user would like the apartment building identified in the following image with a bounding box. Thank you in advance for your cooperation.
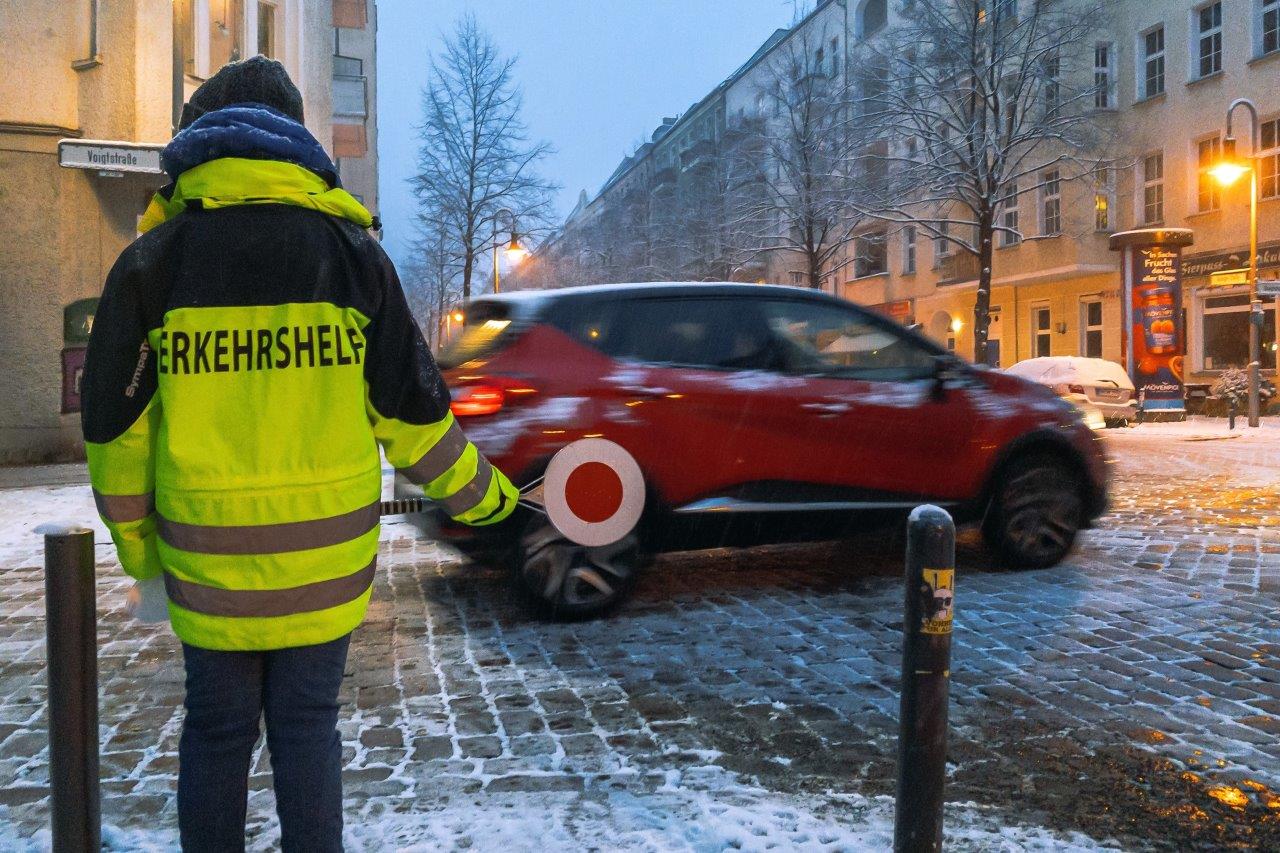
[553,0,1277,404]
[842,0,1278,393]
[0,0,378,462]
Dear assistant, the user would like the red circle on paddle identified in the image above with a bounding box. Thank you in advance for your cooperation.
[564,461,624,524]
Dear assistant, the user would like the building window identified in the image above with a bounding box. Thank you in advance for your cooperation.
[1032,306,1052,358]
[860,0,887,38]
[1094,43,1114,109]
[790,271,806,286]
[208,0,244,73]
[999,180,1021,247]
[854,232,888,278]
[1040,170,1061,236]
[934,221,951,263]
[830,37,840,78]
[1141,26,1165,98]
[1080,299,1104,358]
[1043,53,1060,118]
[1263,0,1280,57]
[1142,152,1164,224]
[1196,136,1223,213]
[1261,117,1280,199]
[1195,2,1223,79]
[1201,293,1278,370]
[1094,170,1115,231]
[257,1,277,58]
[902,226,917,274]
[177,0,197,76]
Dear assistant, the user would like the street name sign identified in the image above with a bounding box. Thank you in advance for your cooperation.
[58,140,164,175]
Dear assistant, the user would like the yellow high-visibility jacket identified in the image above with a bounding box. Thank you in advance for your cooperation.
[82,158,517,651]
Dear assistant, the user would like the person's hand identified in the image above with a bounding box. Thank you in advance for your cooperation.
[126,575,170,623]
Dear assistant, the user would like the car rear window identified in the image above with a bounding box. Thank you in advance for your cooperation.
[437,301,517,369]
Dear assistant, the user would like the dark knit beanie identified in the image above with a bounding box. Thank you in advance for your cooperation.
[179,56,305,129]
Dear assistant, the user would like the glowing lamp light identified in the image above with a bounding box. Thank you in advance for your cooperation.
[450,310,464,323]
[504,232,529,265]
[949,317,964,334]
[1210,137,1250,187]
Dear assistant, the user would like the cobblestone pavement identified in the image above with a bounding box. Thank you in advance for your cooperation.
[0,425,1277,850]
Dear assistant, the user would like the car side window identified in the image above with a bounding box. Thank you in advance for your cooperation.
[760,299,937,381]
[602,298,786,371]
[546,300,626,355]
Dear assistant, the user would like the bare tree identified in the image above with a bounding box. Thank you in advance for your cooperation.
[412,15,557,301]
[855,0,1113,363]
[730,26,868,289]
[402,216,462,350]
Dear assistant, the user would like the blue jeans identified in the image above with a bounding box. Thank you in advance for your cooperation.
[178,634,351,852]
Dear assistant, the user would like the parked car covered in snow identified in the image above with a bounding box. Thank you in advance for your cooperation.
[398,283,1109,619]
[1004,357,1137,428]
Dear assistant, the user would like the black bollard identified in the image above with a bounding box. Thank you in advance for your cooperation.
[40,525,100,853]
[894,505,955,853]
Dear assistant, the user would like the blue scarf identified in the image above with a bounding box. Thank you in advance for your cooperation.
[161,103,340,186]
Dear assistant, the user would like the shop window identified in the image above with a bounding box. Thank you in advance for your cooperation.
[1197,136,1222,212]
[1140,25,1165,98]
[1032,306,1052,358]
[1201,293,1277,370]
[1142,152,1164,224]
[1080,299,1103,358]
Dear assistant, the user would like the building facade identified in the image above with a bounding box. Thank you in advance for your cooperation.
[551,0,1278,404]
[0,0,378,463]
[844,0,1279,398]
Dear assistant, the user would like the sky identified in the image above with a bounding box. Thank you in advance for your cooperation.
[376,0,803,269]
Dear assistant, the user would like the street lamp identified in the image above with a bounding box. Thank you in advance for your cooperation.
[491,208,527,294]
[1211,98,1265,427]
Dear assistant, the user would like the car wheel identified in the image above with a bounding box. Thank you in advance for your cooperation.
[983,454,1083,569]
[513,514,644,620]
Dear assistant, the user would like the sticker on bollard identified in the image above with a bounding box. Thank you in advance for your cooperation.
[919,568,954,636]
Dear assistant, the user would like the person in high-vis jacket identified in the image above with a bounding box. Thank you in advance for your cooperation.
[81,57,518,852]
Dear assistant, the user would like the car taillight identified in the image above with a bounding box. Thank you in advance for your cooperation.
[449,378,539,417]
[451,385,504,417]
[1067,384,1086,395]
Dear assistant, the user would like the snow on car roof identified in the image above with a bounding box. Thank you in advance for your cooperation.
[1005,356,1134,389]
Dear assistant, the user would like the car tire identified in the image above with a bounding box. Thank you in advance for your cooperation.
[512,512,646,621]
[982,453,1084,570]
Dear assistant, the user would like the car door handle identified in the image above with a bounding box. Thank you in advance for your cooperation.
[617,384,673,398]
[800,401,850,416]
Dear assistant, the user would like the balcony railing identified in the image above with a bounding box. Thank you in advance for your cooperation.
[333,74,367,119]
[936,251,980,285]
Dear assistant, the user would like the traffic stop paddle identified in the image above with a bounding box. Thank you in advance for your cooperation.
[894,505,955,853]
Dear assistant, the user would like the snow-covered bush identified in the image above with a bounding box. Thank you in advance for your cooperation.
[1210,367,1276,409]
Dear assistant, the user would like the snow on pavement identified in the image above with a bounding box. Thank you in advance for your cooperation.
[2,778,1119,852]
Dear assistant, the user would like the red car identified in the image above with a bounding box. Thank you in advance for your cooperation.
[398,283,1108,619]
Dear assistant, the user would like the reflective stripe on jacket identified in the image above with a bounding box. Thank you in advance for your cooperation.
[83,156,516,652]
